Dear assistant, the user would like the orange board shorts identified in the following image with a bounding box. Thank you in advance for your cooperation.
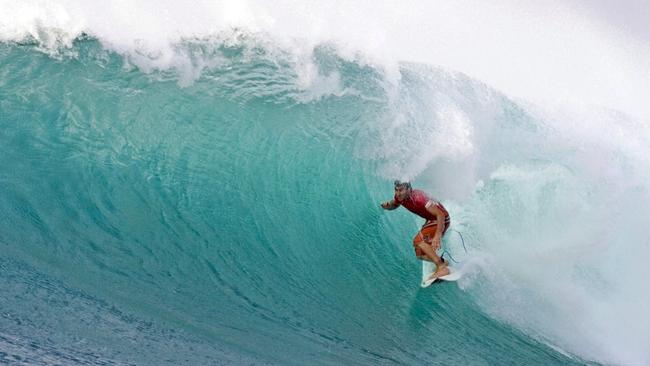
[412,217,450,256]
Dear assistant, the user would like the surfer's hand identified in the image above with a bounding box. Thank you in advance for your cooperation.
[380,201,389,209]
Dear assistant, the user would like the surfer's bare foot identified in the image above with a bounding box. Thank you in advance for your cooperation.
[430,266,450,280]
[433,258,448,270]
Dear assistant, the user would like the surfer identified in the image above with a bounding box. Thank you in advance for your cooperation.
[381,180,451,281]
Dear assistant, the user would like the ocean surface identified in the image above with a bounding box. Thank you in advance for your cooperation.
[2,2,650,365]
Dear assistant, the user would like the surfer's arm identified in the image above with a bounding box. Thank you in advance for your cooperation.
[426,203,446,248]
[381,199,399,210]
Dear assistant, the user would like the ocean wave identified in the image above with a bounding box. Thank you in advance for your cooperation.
[2,19,650,365]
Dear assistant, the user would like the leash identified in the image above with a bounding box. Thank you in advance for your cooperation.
[441,229,468,264]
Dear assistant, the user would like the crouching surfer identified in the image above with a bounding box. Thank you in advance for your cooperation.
[381,180,450,282]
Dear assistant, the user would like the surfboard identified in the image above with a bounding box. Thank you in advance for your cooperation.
[421,262,463,288]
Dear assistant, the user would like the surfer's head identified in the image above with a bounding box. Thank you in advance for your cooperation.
[394,180,412,200]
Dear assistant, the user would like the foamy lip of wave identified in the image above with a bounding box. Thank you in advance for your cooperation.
[0,2,251,70]
[3,2,374,101]
[0,1,82,51]
[3,0,650,119]
[0,0,387,87]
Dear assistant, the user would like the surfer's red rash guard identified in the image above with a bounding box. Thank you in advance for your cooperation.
[394,189,449,223]
[394,189,451,247]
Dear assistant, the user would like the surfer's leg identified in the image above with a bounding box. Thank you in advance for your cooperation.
[414,227,449,278]
[418,221,452,279]
[413,226,447,266]
[413,243,434,262]
[417,254,434,262]
[418,242,450,280]
[416,242,447,267]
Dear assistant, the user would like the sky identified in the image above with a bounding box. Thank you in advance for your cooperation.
[572,0,650,43]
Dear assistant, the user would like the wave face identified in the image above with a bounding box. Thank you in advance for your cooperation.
[2,14,650,366]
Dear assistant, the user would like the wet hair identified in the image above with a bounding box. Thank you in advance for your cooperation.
[394,180,412,189]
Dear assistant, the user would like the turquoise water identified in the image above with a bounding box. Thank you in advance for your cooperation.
[2,35,648,366]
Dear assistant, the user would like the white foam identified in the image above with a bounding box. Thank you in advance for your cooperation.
[459,145,650,366]
[1,0,649,118]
